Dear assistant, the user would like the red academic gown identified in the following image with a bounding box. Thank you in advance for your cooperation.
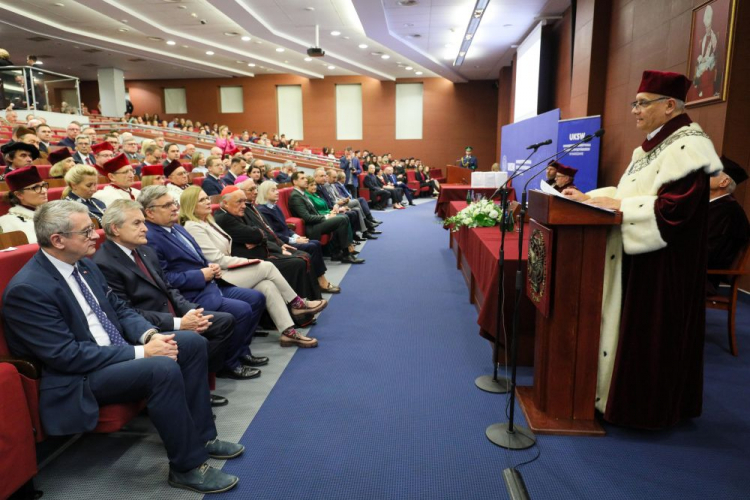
[706,195,750,294]
[604,114,719,429]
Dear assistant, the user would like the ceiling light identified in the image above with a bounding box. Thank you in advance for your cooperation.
[178,5,187,9]
[206,51,214,55]
[381,54,390,59]
[53,2,64,6]
[465,34,473,40]
[454,0,489,67]
[330,31,341,36]
[405,66,413,70]
[248,63,256,67]
[181,45,189,48]
[459,51,466,56]
[415,71,422,75]
[166,41,176,45]
[236,60,243,64]
[118,28,129,32]
[284,60,289,63]
[190,12,197,17]
[328,65,335,70]
[304,57,312,62]
[358,43,368,49]
[275,48,285,52]
[305,7,315,11]
[241,36,251,41]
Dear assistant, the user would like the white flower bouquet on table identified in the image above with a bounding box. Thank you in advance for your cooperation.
[443,198,513,232]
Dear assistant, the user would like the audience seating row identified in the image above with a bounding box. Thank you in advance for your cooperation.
[0,183,143,216]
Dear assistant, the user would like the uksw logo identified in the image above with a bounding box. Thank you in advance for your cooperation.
[569,132,586,141]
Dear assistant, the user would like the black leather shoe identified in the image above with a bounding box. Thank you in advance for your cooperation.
[362,232,378,240]
[240,354,269,367]
[217,366,261,380]
[353,238,366,244]
[341,255,365,264]
[254,330,270,337]
[210,394,229,407]
[368,229,383,235]
[368,219,383,225]
[331,253,344,262]
[169,463,239,494]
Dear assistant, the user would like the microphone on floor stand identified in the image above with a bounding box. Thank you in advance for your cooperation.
[475,140,550,395]
[485,129,604,451]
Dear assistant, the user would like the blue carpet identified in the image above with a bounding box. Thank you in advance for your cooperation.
[222,201,750,500]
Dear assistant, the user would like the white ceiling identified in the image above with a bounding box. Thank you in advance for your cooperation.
[0,0,570,82]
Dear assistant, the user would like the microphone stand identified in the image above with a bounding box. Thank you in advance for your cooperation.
[475,146,542,394]
[486,133,598,450]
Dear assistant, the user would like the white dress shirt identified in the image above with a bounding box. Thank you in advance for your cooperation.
[41,249,145,358]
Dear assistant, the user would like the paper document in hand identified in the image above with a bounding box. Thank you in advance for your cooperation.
[540,179,565,197]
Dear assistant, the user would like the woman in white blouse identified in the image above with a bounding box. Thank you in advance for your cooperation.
[179,186,323,348]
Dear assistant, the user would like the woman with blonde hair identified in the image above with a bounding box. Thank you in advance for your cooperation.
[216,125,236,154]
[140,138,156,158]
[63,164,107,225]
[191,151,208,174]
[47,148,76,178]
[140,164,167,187]
[180,186,324,347]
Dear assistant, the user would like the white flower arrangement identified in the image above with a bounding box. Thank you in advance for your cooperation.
[444,198,513,232]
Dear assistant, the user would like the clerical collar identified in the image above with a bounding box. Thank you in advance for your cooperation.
[646,125,663,141]
[710,193,731,203]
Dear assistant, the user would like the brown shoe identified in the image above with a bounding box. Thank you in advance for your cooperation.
[324,283,341,294]
[291,298,328,316]
[280,329,318,348]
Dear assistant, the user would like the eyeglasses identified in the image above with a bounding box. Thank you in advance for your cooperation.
[242,187,257,193]
[113,168,134,175]
[19,182,49,193]
[148,200,179,210]
[61,225,96,239]
[630,97,669,110]
[173,171,189,177]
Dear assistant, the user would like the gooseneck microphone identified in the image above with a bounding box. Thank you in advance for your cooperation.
[526,139,553,150]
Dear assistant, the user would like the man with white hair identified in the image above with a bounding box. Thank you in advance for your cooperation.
[183,144,196,160]
[121,133,143,162]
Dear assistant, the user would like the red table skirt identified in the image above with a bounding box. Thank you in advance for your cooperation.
[449,219,536,366]
[435,185,515,219]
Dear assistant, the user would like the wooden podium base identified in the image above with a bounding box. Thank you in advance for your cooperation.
[516,387,606,437]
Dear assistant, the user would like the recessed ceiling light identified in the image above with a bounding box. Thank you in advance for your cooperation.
[236,60,243,64]
[190,12,198,18]
[304,57,312,62]
[181,45,189,48]
[330,31,341,36]
[118,28,129,32]
[304,6,315,11]
[284,60,289,63]
[53,2,65,6]
[465,34,473,40]
[275,47,285,52]
[405,66,413,70]
[166,41,176,45]
[459,51,466,56]
[415,71,422,75]
[358,43,368,49]
[241,36,251,41]
[255,41,263,44]
[206,51,214,55]
[328,65,335,70]
[178,5,187,9]
[121,19,128,23]
[248,63,256,67]
[381,54,390,59]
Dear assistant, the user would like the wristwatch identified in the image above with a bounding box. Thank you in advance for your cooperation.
[143,328,159,344]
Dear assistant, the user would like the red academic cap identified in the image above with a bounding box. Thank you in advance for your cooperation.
[553,162,578,177]
[5,166,43,192]
[637,70,691,101]
[91,141,114,155]
[164,159,182,178]
[47,148,72,165]
[142,164,164,177]
[101,153,131,174]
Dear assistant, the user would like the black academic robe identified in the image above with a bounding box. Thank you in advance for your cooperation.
[706,195,750,293]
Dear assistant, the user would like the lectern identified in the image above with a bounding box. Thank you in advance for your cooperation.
[516,190,622,436]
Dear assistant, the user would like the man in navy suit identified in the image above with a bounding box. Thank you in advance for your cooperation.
[2,201,243,493]
[72,134,96,166]
[138,186,268,379]
[331,170,382,226]
[339,147,362,198]
[222,156,247,185]
[93,199,238,407]
[56,121,81,149]
[385,165,415,205]
[201,155,227,196]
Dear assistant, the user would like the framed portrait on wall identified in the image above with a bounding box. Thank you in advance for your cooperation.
[686,0,737,106]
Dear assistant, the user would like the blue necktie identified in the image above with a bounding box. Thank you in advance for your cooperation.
[171,227,202,260]
[71,267,129,347]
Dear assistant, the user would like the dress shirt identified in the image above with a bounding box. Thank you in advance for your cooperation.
[265,202,298,243]
[41,249,145,358]
[646,125,664,141]
[113,241,186,330]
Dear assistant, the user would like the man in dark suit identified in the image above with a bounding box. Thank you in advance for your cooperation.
[138,186,268,380]
[364,164,399,210]
[339,147,362,197]
[2,201,243,494]
[223,156,247,185]
[331,170,382,226]
[287,172,364,264]
[93,199,240,406]
[201,155,227,196]
[313,168,367,240]
[72,134,96,166]
[56,121,81,149]
[161,143,181,168]
[385,165,415,205]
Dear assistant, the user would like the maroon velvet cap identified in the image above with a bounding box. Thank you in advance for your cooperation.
[91,141,114,155]
[142,164,164,177]
[47,148,72,165]
[637,70,691,101]
[164,160,182,178]
[101,153,131,174]
[6,166,43,192]
[554,163,578,177]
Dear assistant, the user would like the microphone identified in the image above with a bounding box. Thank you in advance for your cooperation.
[526,139,552,150]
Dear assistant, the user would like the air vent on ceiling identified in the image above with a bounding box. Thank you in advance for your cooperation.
[27,36,51,42]
[81,63,100,67]
[128,58,147,62]
[148,36,164,41]
[398,0,418,6]
[81,48,102,53]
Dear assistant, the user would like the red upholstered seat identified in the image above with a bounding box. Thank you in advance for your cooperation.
[192,176,205,187]
[0,242,145,443]
[358,173,370,201]
[406,170,430,197]
[0,363,37,499]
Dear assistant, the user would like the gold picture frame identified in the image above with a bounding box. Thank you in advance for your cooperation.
[686,0,737,107]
